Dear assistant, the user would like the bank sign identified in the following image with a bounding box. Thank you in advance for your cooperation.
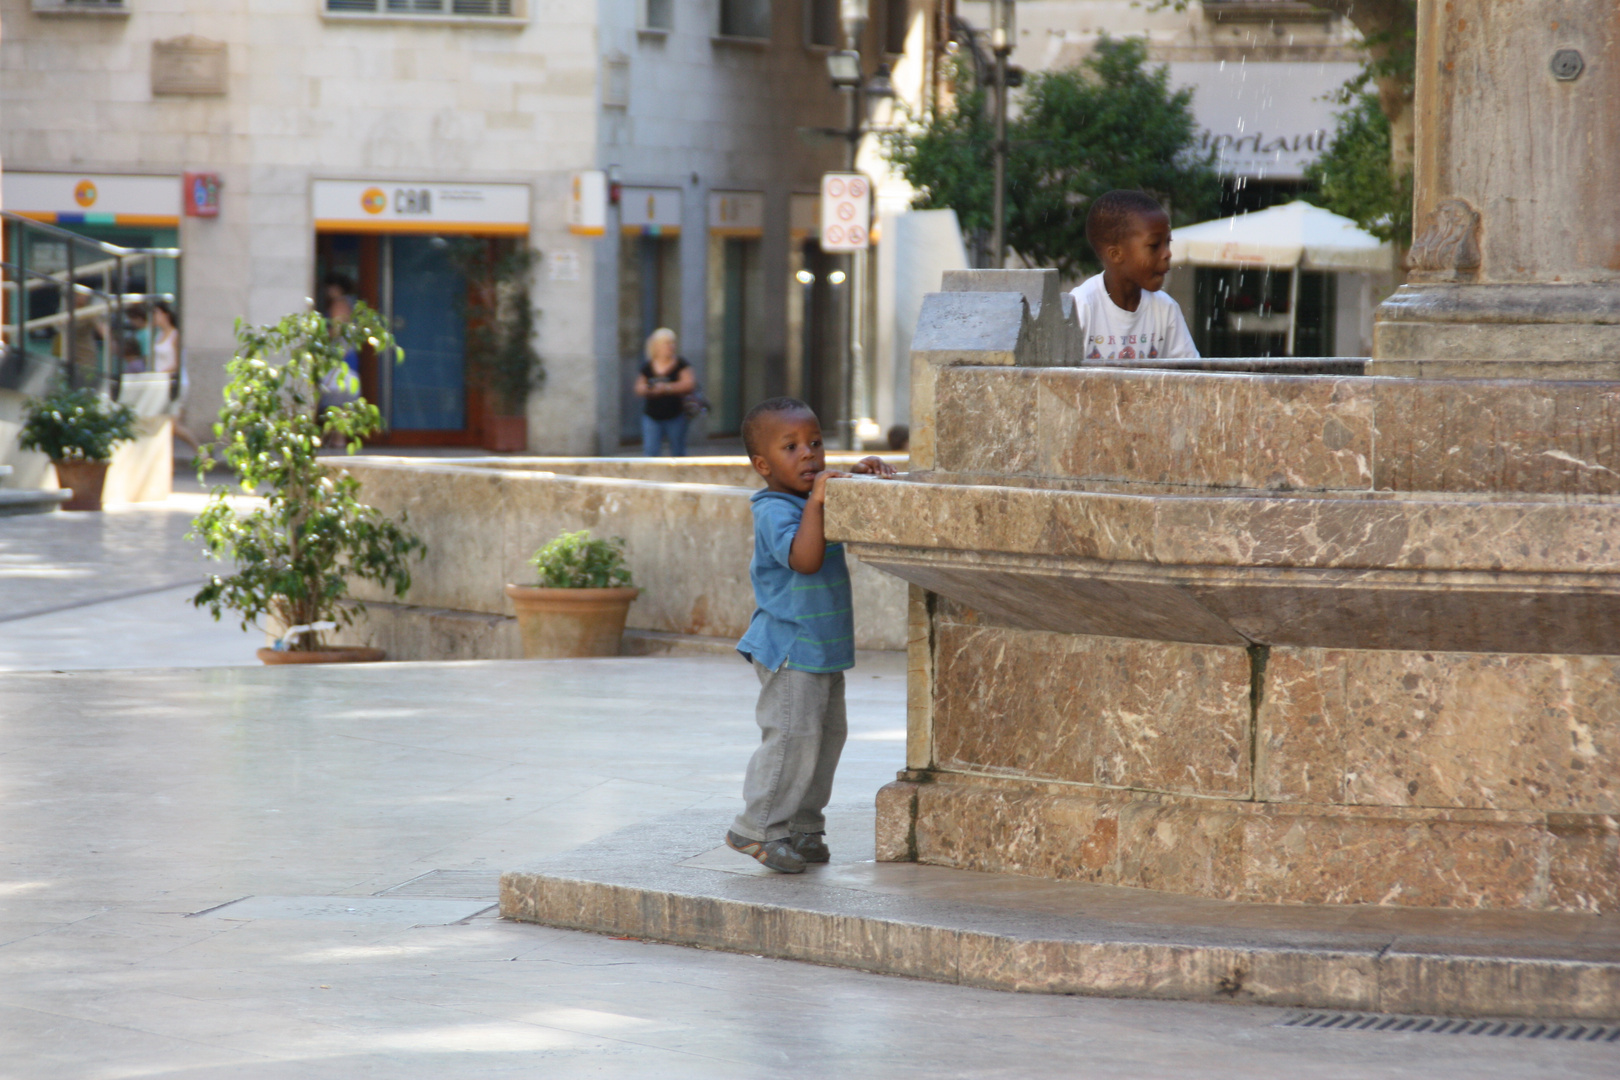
[312,180,530,235]
[1169,61,1362,180]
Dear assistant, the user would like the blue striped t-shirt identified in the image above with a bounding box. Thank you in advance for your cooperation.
[736,488,855,674]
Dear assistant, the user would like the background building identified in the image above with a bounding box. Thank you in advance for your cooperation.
[2,0,943,461]
[2,0,1386,476]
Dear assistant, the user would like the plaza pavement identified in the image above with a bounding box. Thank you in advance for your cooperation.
[1,495,1615,1077]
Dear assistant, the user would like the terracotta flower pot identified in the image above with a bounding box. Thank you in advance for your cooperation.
[52,458,109,512]
[257,646,387,665]
[505,584,640,658]
[483,414,527,453]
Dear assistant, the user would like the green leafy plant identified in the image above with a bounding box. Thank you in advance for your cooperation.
[885,39,1220,276]
[189,305,426,650]
[528,531,634,589]
[18,386,137,462]
[449,240,545,416]
[1303,91,1414,249]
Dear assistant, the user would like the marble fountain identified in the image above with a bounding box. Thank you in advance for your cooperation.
[834,267,1619,914]
[831,3,1620,916]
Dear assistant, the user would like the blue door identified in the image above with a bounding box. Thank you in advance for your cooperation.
[389,236,465,431]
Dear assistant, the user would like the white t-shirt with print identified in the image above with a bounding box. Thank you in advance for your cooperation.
[1070,273,1198,362]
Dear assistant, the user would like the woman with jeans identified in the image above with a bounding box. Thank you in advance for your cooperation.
[634,327,695,456]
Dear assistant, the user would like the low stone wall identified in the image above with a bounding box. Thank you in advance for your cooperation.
[335,454,909,660]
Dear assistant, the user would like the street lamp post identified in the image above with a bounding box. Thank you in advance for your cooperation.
[989,0,1015,269]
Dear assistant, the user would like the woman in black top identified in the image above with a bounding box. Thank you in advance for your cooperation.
[634,327,696,456]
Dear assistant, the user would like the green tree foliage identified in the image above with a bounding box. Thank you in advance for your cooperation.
[189,306,425,650]
[19,386,136,462]
[885,37,1220,277]
[1303,92,1414,248]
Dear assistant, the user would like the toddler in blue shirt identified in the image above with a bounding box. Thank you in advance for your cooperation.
[728,397,896,873]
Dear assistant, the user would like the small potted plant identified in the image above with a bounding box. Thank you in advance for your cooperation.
[19,386,137,511]
[505,530,639,658]
[189,304,426,664]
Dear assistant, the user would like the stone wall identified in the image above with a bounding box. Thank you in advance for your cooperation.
[337,455,909,659]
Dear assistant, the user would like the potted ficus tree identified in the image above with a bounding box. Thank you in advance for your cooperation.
[189,304,426,664]
[19,386,137,511]
[451,240,544,453]
[505,530,639,658]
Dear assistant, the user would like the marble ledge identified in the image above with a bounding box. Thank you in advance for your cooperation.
[929,366,1620,497]
[826,477,1620,577]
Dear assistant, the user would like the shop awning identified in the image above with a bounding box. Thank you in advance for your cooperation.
[1170,201,1392,272]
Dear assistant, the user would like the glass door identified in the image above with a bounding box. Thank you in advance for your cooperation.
[388,235,466,432]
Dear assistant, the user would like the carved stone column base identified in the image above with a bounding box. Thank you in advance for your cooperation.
[1372,283,1620,379]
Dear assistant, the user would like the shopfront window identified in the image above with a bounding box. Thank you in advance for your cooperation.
[311,179,531,445]
[617,234,681,443]
[707,236,765,435]
[315,232,525,442]
[1192,266,1334,358]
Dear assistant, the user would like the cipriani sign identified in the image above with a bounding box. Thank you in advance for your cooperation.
[1170,60,1362,181]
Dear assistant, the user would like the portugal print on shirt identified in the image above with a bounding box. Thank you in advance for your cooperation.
[1070,273,1199,364]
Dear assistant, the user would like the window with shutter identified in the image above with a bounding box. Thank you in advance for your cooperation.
[804,0,838,49]
[31,0,130,14]
[323,0,523,18]
[882,0,908,55]
[718,0,771,41]
[642,0,673,33]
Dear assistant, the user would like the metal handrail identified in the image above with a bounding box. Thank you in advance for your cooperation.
[1,209,183,399]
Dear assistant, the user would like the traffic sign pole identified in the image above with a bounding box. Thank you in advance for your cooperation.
[821,172,872,449]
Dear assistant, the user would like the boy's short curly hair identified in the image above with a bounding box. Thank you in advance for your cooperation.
[742,397,816,458]
[1086,190,1168,259]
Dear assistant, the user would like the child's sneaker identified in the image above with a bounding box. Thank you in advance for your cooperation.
[726,830,806,873]
[789,831,830,863]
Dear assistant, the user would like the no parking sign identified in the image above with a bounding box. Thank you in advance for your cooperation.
[820,172,871,252]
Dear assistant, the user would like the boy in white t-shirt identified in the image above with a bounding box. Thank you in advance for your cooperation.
[1072,190,1198,362]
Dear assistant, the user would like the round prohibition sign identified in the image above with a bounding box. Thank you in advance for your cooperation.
[826,178,846,197]
[847,178,868,199]
[826,225,846,244]
[837,202,856,221]
[848,226,866,246]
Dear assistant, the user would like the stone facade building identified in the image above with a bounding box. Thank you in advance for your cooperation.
[2,0,940,456]
[3,0,1386,467]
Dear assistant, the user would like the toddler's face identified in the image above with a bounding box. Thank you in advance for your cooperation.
[1109,210,1173,293]
[751,410,826,496]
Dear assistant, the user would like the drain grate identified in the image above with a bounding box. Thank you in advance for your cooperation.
[1278,1012,1620,1042]
[375,869,499,901]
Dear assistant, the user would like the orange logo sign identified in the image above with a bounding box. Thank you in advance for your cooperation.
[73,180,98,208]
[360,187,387,215]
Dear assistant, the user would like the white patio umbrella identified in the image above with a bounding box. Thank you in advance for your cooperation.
[1169,201,1393,355]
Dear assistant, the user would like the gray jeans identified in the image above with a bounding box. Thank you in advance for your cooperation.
[732,661,847,843]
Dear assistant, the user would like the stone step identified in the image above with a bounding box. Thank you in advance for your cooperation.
[0,489,69,516]
[501,809,1620,1021]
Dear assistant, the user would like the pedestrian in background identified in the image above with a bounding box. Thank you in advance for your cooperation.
[633,327,695,457]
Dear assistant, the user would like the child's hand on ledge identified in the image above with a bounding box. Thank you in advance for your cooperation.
[851,456,898,478]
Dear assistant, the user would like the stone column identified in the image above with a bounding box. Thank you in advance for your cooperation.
[1372,0,1620,378]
